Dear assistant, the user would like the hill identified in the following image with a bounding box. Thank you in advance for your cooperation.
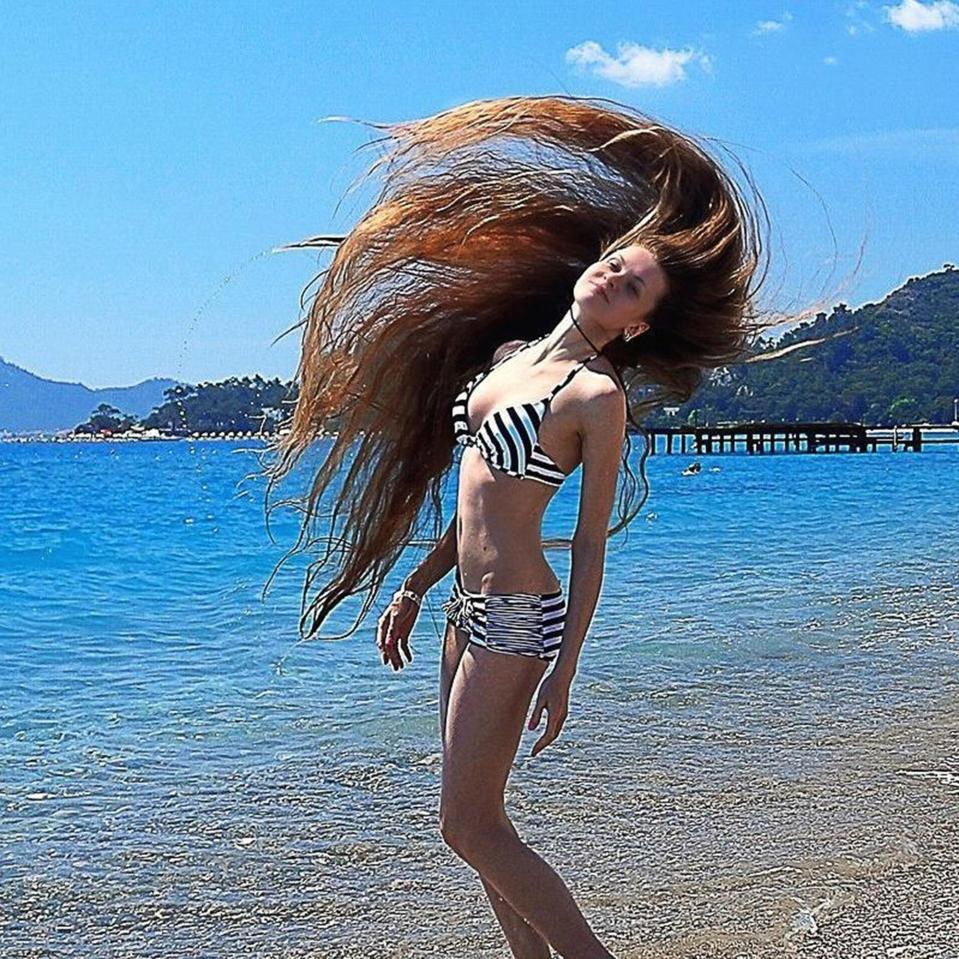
[4,265,957,435]
[650,264,959,427]
[0,358,179,434]
[138,376,294,435]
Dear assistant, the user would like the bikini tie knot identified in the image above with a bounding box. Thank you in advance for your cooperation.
[440,582,474,629]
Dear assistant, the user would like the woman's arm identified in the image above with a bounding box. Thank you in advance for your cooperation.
[404,512,458,597]
[378,512,457,670]
[551,385,626,683]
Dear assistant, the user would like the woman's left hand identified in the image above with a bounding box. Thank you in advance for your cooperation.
[528,673,571,757]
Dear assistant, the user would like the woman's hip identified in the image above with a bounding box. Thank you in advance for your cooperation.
[440,568,565,662]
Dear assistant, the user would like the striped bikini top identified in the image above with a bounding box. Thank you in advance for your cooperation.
[451,334,597,488]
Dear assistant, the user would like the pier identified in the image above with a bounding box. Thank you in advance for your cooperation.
[644,422,959,455]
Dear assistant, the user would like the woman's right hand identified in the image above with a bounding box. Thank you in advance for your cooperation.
[376,594,419,670]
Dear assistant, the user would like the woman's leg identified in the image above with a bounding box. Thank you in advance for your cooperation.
[440,641,615,959]
[440,621,551,959]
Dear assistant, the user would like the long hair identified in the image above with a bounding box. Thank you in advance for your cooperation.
[262,94,778,641]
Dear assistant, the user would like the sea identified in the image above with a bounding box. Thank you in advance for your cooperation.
[1,438,957,958]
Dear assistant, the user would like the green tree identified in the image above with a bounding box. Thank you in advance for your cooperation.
[75,403,137,435]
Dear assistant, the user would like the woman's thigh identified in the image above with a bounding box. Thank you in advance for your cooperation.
[439,621,470,743]
[441,643,548,823]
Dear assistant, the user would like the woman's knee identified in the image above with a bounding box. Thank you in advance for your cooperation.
[438,806,463,852]
[438,802,504,859]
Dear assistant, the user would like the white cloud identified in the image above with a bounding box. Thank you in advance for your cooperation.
[884,0,959,31]
[565,40,711,88]
[823,55,840,64]
[753,12,794,35]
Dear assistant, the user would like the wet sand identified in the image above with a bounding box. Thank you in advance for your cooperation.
[612,693,959,959]
[616,820,958,958]
[6,688,956,958]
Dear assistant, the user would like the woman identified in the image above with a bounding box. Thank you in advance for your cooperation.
[266,95,770,958]
[381,248,668,959]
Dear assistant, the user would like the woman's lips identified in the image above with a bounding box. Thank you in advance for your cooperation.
[591,281,609,303]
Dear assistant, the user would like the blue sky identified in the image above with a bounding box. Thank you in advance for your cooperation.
[1,0,956,388]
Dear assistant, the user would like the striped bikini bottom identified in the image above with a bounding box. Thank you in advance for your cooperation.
[440,567,566,662]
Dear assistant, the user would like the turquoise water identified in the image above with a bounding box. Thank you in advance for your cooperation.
[1,440,957,957]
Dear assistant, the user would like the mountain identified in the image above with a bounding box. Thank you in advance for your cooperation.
[0,358,180,434]
[4,264,957,435]
[648,264,959,427]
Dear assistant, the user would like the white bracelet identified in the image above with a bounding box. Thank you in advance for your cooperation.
[392,587,422,608]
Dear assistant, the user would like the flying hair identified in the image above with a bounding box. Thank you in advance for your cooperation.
[260,94,810,642]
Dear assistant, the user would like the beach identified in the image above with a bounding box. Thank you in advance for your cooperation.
[1,439,956,957]
[614,694,959,959]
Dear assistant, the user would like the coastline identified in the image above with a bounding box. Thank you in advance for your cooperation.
[3,424,956,447]
[0,431,286,444]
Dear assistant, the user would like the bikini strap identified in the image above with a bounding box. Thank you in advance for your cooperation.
[544,352,597,408]
[492,333,547,368]
[464,334,548,397]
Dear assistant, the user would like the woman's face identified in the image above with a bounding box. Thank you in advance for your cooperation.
[573,243,669,334]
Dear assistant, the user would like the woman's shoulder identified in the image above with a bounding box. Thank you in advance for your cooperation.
[491,339,528,363]
[574,356,627,429]
[581,353,625,400]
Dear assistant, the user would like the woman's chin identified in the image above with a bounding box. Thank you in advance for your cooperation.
[574,290,604,313]
[574,298,605,322]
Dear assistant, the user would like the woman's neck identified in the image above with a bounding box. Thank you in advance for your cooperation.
[536,303,615,363]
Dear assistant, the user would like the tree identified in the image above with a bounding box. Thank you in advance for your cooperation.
[75,403,136,435]
[887,396,922,424]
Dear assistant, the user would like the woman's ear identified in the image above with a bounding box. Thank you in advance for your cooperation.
[622,323,648,342]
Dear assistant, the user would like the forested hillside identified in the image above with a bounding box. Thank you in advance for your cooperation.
[8,267,956,436]
[646,265,958,427]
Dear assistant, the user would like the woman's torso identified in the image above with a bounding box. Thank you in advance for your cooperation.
[452,337,602,594]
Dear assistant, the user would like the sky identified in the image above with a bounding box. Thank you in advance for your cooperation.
[1,0,956,388]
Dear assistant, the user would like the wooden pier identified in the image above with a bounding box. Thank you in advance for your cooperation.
[643,422,958,455]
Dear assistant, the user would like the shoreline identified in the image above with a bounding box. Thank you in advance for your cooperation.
[2,425,956,446]
[0,432,285,444]
[618,692,959,959]
[1,442,955,958]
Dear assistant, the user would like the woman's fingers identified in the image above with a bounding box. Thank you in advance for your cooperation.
[530,702,567,756]
[528,693,545,731]
[376,599,419,670]
[392,601,421,668]
[376,611,390,665]
[386,613,404,670]
[377,610,402,670]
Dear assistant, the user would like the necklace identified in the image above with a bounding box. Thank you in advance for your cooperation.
[570,302,604,358]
